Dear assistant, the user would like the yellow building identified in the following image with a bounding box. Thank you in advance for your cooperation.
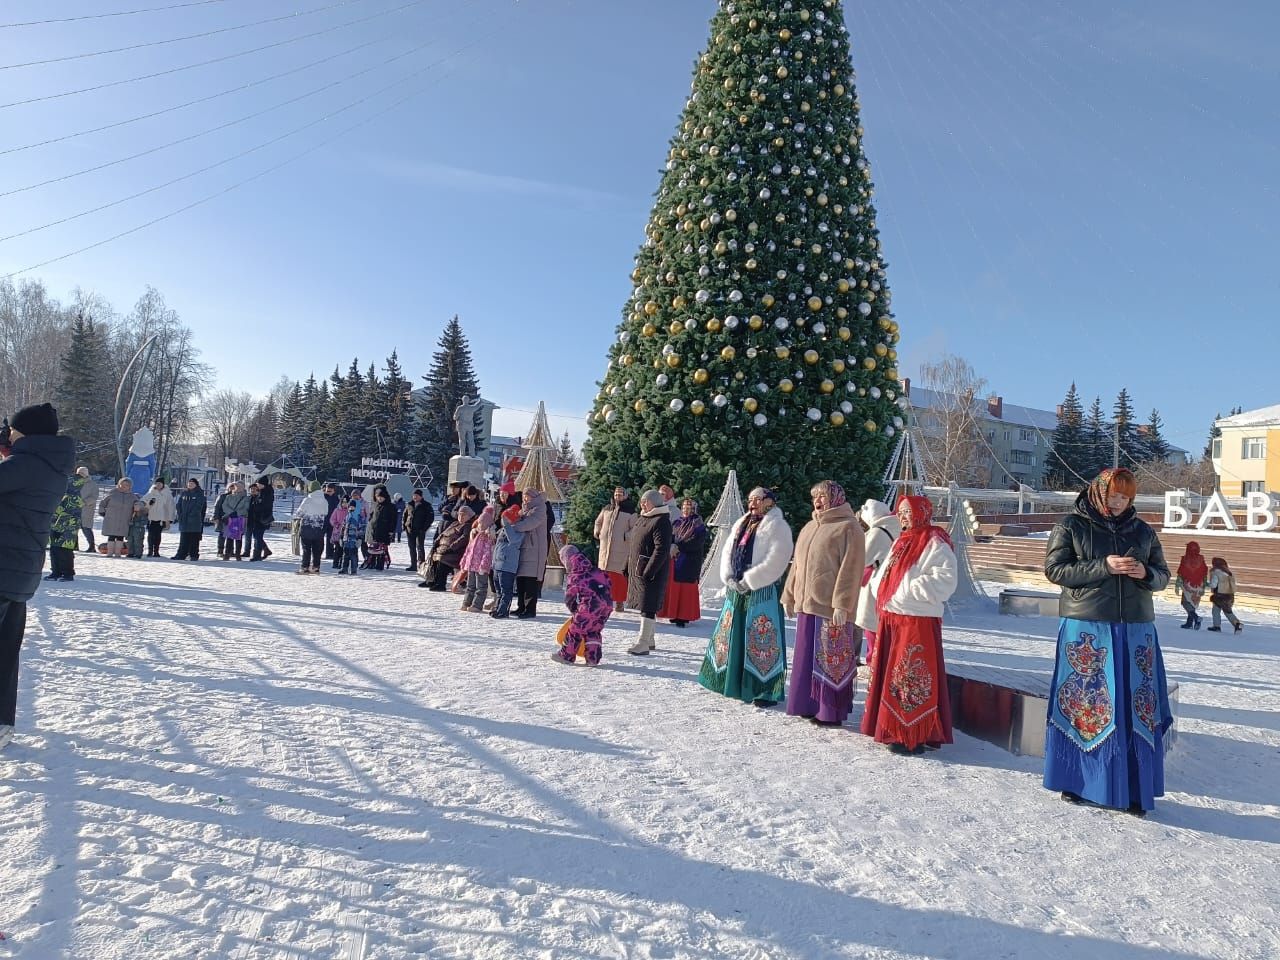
[1213,404,1280,496]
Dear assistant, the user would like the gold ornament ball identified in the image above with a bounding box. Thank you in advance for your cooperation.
[734,371,745,381]
[835,83,846,96]
[807,296,823,312]
[800,9,811,20]
[837,279,850,293]
[830,411,846,426]
[744,397,759,413]
[779,28,792,40]
[653,358,663,369]
[863,357,877,370]
[820,379,835,394]
[745,258,758,270]
[878,316,891,330]
[886,367,899,380]
[864,420,877,432]
[775,346,791,360]
[779,378,794,393]
[838,326,851,341]
[804,349,820,365]
[777,66,789,79]
[668,321,683,335]
[832,359,846,373]
[874,343,888,357]
[748,314,764,330]
[762,293,776,308]
[888,349,897,361]
[817,193,828,206]
[634,399,647,413]
[707,318,722,333]
[644,301,658,316]
[641,322,657,337]
[621,354,634,366]
[773,136,786,148]
[694,368,709,384]
[726,209,737,221]
[720,345,736,361]
[714,240,728,255]
[691,400,706,415]
[672,295,687,309]
[665,354,682,368]
[836,307,848,319]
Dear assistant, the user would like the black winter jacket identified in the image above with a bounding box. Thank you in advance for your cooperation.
[627,511,673,616]
[1044,492,1170,624]
[175,488,207,533]
[404,499,435,535]
[0,434,77,602]
[367,501,395,544]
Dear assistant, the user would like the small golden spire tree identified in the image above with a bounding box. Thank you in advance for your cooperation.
[515,401,565,503]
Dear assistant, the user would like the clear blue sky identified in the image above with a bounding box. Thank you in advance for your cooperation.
[2,0,1277,456]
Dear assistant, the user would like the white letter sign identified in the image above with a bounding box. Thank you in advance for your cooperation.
[1164,490,1191,529]
[1196,490,1238,531]
[1246,492,1278,532]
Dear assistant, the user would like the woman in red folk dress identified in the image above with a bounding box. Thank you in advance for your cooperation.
[860,495,958,755]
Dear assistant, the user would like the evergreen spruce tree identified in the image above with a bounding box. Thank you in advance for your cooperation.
[555,431,577,465]
[312,366,346,478]
[1085,396,1109,479]
[1043,382,1085,489]
[1142,408,1170,464]
[56,313,115,471]
[1113,388,1139,466]
[1204,412,1222,461]
[278,381,305,460]
[379,350,413,459]
[568,0,901,542]
[414,316,481,490]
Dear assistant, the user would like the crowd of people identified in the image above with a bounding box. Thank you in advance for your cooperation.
[0,400,1249,818]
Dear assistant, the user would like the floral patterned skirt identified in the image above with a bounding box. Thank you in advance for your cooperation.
[860,612,953,749]
[786,613,858,723]
[698,582,786,703]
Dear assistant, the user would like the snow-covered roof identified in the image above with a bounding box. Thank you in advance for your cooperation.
[907,387,1059,431]
[1217,404,1280,428]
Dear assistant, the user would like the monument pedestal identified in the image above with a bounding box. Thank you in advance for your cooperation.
[448,455,486,488]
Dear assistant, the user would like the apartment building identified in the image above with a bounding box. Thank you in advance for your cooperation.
[1213,404,1280,497]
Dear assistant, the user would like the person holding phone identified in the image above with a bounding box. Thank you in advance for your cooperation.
[1043,467,1173,816]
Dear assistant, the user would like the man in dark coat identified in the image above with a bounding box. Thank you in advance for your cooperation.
[172,478,208,561]
[249,478,275,561]
[403,488,435,571]
[321,482,340,560]
[626,489,674,656]
[1,403,77,749]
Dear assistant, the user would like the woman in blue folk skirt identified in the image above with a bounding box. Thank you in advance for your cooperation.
[1043,468,1174,816]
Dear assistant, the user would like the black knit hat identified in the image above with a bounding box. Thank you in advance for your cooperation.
[11,402,59,436]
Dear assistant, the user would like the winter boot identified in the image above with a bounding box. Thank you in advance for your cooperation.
[628,617,656,656]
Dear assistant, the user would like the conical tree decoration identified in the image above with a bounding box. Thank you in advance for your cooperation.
[515,448,566,503]
[567,0,900,547]
[524,401,556,450]
[700,469,745,601]
[515,401,565,503]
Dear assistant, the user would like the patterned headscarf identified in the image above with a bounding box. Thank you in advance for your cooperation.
[673,498,705,543]
[1085,467,1137,520]
[876,495,952,618]
[810,480,847,510]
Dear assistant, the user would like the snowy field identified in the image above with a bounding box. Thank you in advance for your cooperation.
[2,531,1277,960]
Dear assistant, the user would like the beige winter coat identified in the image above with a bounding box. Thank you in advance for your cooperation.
[593,503,633,574]
[782,502,864,621]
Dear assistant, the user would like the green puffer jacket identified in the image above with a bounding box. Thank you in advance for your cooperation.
[50,474,86,550]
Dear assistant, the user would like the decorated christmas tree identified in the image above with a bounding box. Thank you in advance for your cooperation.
[567,0,905,543]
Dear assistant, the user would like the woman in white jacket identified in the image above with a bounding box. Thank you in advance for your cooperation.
[855,499,901,666]
[698,487,794,706]
[860,495,957,754]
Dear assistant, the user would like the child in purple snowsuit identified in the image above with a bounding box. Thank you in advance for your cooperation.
[553,544,613,666]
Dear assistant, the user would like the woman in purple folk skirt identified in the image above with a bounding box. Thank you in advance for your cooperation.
[781,480,866,726]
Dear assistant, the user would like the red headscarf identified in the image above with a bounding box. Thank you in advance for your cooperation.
[1177,541,1208,588]
[877,495,952,617]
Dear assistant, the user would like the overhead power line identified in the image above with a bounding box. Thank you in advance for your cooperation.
[0,0,369,70]
[0,0,427,110]
[0,29,401,157]
[1,1,239,29]
[1,34,451,242]
[1,28,487,282]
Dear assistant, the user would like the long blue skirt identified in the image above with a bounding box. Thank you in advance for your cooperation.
[1043,619,1172,812]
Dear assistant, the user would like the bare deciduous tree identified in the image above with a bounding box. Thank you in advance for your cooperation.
[916,354,992,487]
[198,390,258,469]
[0,278,73,416]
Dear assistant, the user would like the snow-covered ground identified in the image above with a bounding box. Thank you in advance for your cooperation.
[2,532,1277,959]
